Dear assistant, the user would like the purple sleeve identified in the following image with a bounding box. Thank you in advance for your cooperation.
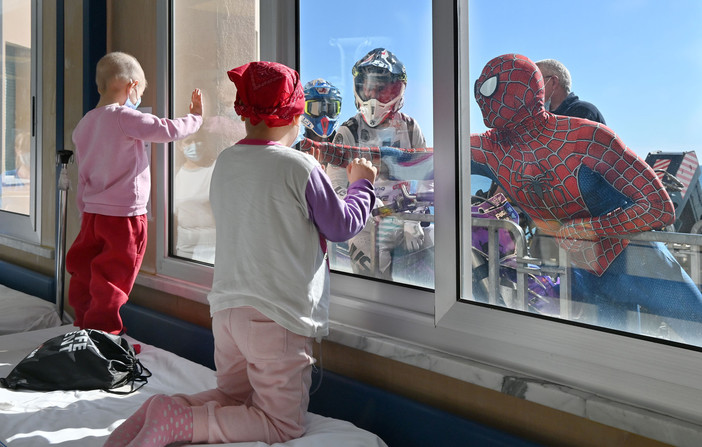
[305,166,375,242]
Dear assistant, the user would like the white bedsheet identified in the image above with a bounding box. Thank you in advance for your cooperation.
[0,326,387,447]
[0,284,63,335]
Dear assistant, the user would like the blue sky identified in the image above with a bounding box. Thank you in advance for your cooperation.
[300,0,434,143]
[469,0,702,160]
[301,0,702,160]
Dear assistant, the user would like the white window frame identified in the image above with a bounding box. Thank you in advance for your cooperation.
[147,0,212,303]
[149,0,289,302]
[0,0,43,247]
[150,0,702,424]
[312,0,702,425]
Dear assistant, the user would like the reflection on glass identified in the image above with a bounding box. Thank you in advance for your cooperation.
[0,2,32,215]
[466,1,702,348]
[300,0,434,289]
[170,0,255,263]
[173,137,217,263]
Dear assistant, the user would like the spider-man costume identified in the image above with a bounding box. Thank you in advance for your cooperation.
[471,54,702,343]
[299,138,433,174]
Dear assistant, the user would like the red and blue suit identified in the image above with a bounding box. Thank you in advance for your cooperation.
[471,54,702,343]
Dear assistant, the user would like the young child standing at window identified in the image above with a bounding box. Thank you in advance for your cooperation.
[104,61,376,447]
[66,51,203,335]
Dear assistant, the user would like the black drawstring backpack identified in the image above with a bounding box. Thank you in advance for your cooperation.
[1,329,151,394]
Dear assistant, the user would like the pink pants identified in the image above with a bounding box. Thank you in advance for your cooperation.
[175,306,315,444]
[66,213,147,334]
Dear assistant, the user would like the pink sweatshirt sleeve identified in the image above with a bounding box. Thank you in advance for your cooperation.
[117,109,203,143]
[71,106,204,217]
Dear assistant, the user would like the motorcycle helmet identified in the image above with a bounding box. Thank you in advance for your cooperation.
[352,48,407,127]
[301,78,342,139]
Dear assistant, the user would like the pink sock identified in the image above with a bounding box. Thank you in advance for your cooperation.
[104,395,157,447]
[126,394,193,447]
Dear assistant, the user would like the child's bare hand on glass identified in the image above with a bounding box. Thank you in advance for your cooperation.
[190,89,203,116]
[346,157,377,184]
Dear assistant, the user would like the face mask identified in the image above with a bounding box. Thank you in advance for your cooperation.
[183,142,202,161]
[125,85,141,109]
[292,123,305,147]
[125,95,141,110]
[542,76,553,111]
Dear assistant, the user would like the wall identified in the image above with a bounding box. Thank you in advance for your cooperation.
[61,0,84,300]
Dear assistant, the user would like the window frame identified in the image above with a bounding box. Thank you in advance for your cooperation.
[151,0,296,302]
[151,0,702,424]
[0,0,43,246]
[150,0,212,303]
[307,0,702,424]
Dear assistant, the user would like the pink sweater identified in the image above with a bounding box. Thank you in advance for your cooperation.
[72,105,202,216]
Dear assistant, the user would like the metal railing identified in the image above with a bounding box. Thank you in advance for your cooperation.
[471,217,702,318]
[471,217,529,310]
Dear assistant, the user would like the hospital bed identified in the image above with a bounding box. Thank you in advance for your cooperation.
[0,259,63,335]
[0,324,388,447]
[0,261,542,447]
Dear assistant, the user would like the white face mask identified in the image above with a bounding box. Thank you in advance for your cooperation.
[183,142,203,161]
[542,75,553,111]
[292,123,305,147]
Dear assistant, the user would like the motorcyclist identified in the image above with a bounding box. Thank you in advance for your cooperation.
[300,78,342,142]
[331,48,433,285]
[299,78,349,199]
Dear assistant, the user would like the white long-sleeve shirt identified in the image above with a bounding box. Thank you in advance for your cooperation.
[208,139,375,338]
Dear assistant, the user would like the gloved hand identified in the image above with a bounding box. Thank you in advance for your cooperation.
[403,221,425,252]
[299,137,315,152]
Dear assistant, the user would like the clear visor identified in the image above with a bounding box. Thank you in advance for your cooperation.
[305,99,341,118]
[354,72,404,103]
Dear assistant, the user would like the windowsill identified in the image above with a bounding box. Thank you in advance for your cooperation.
[135,271,210,305]
[139,267,702,445]
[0,235,54,258]
[326,322,702,446]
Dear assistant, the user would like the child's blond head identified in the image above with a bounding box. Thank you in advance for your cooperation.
[96,51,147,94]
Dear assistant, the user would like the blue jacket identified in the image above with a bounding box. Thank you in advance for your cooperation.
[553,92,606,124]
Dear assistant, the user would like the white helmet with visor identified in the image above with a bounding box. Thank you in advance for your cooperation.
[352,48,407,127]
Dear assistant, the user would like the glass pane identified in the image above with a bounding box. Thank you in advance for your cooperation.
[300,0,434,289]
[466,0,702,347]
[170,0,257,264]
[0,2,32,216]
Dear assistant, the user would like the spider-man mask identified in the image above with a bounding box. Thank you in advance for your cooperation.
[474,54,546,129]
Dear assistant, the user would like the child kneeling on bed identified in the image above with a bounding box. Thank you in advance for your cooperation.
[104,61,377,447]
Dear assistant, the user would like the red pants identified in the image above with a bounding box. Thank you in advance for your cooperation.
[66,213,147,334]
